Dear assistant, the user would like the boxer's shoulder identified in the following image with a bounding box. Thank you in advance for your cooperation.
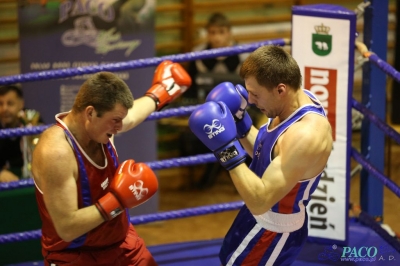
[35,125,75,159]
[32,125,78,187]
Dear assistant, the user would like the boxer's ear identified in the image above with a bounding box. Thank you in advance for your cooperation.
[277,83,286,96]
[85,106,96,121]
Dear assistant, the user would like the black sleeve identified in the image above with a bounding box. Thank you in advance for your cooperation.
[185,60,199,99]
[38,113,44,124]
[188,60,198,84]
[0,140,7,170]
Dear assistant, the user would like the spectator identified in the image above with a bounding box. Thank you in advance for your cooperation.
[184,12,248,105]
[0,85,43,182]
[179,13,252,189]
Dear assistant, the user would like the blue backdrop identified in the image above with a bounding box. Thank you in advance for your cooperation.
[18,0,158,214]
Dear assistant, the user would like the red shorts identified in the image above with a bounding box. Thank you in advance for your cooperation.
[43,225,157,266]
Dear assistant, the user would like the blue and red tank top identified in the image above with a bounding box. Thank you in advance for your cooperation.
[249,90,327,214]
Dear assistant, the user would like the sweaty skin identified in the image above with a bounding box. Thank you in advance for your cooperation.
[32,97,155,242]
[229,76,333,215]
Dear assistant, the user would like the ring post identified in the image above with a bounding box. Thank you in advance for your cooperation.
[360,0,388,221]
[291,4,357,245]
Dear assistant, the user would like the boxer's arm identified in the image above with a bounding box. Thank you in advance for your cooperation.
[119,60,191,134]
[228,118,332,215]
[238,125,258,158]
[120,96,156,133]
[32,127,104,242]
[0,169,19,182]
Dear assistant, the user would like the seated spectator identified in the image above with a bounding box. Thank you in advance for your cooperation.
[177,13,252,189]
[0,85,43,182]
[183,12,248,105]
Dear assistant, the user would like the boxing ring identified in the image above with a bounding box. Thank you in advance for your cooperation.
[1,1,400,265]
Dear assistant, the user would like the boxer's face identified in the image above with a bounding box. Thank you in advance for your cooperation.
[0,90,24,128]
[86,103,128,144]
[207,25,232,49]
[245,76,281,118]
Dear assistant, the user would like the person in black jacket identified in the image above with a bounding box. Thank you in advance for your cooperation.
[185,12,248,105]
[181,13,250,189]
[0,85,43,182]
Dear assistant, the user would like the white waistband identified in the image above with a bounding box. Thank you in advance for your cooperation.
[253,210,305,233]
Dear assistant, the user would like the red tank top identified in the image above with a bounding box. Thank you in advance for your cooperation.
[35,112,129,251]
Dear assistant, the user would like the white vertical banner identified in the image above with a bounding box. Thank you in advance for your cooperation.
[291,5,357,244]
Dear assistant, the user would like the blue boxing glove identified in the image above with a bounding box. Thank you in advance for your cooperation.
[188,101,247,170]
[206,82,252,138]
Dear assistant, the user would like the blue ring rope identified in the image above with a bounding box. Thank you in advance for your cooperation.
[1,39,399,248]
[0,39,287,85]
[0,201,243,244]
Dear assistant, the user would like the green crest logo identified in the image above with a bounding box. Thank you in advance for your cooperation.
[312,23,332,56]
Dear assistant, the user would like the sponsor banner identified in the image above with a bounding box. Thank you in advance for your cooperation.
[18,0,158,215]
[292,5,356,244]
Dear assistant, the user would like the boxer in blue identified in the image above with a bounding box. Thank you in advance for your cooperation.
[189,45,333,266]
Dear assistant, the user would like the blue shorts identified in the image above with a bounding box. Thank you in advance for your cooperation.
[219,206,308,266]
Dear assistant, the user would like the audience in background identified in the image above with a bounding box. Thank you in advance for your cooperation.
[0,85,43,182]
[179,12,250,189]
[184,12,248,105]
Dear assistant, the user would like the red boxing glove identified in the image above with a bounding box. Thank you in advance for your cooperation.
[145,60,192,110]
[96,160,158,221]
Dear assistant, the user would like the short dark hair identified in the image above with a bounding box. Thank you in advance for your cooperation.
[240,45,302,91]
[206,12,231,29]
[0,85,23,98]
[72,72,133,116]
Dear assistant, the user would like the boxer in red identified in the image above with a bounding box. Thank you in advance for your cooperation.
[31,61,191,265]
